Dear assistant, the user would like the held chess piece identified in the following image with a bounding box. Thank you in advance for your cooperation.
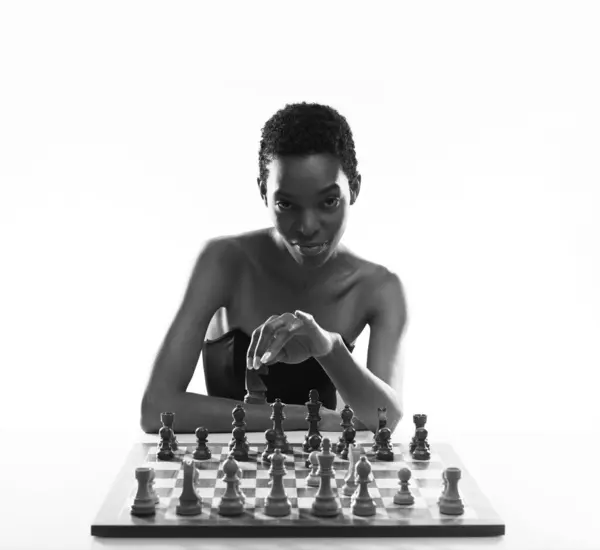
[176,459,202,516]
[311,438,342,517]
[372,407,387,452]
[160,411,178,451]
[304,434,322,467]
[157,426,174,460]
[438,467,465,515]
[375,427,394,461]
[341,442,362,496]
[305,450,321,487]
[130,467,156,516]
[193,427,212,460]
[229,404,249,451]
[303,389,322,452]
[351,456,377,517]
[410,413,428,454]
[393,467,415,505]
[217,456,245,516]
[231,426,250,461]
[336,405,355,453]
[412,428,431,461]
[264,449,292,517]
[262,429,277,462]
[244,356,269,404]
[271,399,293,454]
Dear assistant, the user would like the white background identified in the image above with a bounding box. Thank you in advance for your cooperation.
[1,1,599,548]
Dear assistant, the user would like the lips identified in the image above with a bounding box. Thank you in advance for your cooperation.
[294,241,329,256]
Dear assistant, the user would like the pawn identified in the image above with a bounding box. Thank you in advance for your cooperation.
[341,443,362,496]
[130,467,156,516]
[193,427,212,460]
[264,449,292,517]
[262,429,277,463]
[148,468,160,505]
[439,467,464,515]
[393,467,415,505]
[375,427,394,461]
[231,426,249,461]
[217,456,245,516]
[412,428,431,461]
[176,459,202,516]
[305,449,320,487]
[304,434,322,467]
[351,456,376,517]
[340,426,357,460]
[157,426,174,460]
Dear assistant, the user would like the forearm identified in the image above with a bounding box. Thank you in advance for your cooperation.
[317,334,403,433]
[141,391,311,433]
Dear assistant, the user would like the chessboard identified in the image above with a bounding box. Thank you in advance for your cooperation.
[91,432,505,538]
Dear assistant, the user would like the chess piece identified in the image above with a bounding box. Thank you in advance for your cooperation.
[244,360,268,404]
[157,426,174,460]
[262,429,277,462]
[438,469,448,504]
[271,399,293,453]
[340,426,357,460]
[217,456,245,516]
[393,467,415,505]
[351,456,377,516]
[341,442,362,496]
[372,407,387,452]
[375,427,394,461]
[160,411,178,451]
[130,467,156,516]
[311,438,341,517]
[412,428,431,461]
[231,426,250,461]
[148,468,159,504]
[336,405,355,453]
[304,434,322,467]
[193,426,212,460]
[229,404,249,451]
[176,459,202,516]
[303,389,322,452]
[305,450,321,487]
[439,467,464,515]
[410,413,428,454]
[264,449,292,517]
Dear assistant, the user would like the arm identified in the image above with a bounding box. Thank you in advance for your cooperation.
[316,270,407,433]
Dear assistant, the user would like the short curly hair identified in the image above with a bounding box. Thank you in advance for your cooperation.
[258,102,359,187]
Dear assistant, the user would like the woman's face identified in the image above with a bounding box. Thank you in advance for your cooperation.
[260,153,357,268]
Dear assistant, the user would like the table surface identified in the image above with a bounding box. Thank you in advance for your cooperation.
[3,430,597,550]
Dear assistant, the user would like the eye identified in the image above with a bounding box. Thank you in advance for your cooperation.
[324,197,341,208]
[275,201,292,210]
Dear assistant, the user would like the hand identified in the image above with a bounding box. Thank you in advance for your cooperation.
[246,310,338,370]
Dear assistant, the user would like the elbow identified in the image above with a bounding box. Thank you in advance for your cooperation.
[140,391,163,434]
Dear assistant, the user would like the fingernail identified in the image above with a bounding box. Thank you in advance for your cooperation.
[253,356,262,369]
[261,351,272,363]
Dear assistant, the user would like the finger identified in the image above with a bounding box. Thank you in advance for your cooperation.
[254,313,299,366]
[260,328,298,364]
[246,315,278,370]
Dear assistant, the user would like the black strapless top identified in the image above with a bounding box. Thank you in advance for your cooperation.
[202,328,355,410]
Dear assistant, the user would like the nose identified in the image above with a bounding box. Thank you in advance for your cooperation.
[297,209,321,237]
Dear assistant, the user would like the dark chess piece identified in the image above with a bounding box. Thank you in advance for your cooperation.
[303,389,322,452]
[372,407,387,452]
[160,411,178,451]
[412,427,431,461]
[193,426,212,460]
[340,426,357,460]
[262,428,277,462]
[375,427,394,461]
[157,425,174,460]
[305,433,322,467]
[231,426,250,461]
[271,399,293,453]
[438,467,464,515]
[229,404,249,451]
[336,405,354,453]
[243,359,268,404]
[410,413,428,454]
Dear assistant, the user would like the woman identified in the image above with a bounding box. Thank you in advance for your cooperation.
[141,102,407,434]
